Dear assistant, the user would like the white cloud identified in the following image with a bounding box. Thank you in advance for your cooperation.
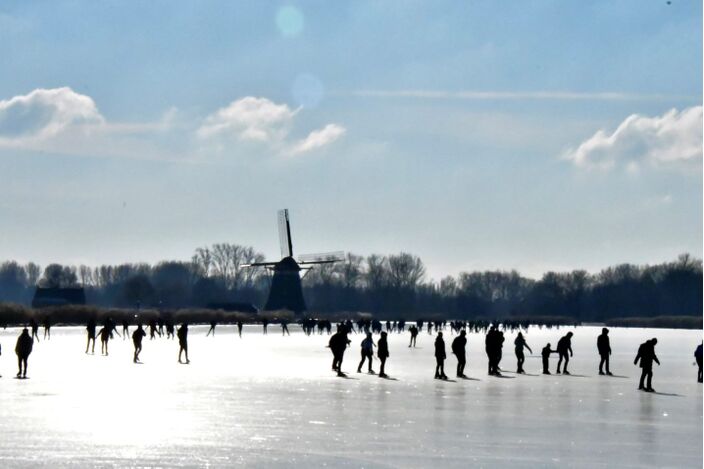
[564,106,702,171]
[0,87,104,143]
[197,96,345,156]
[289,124,346,155]
[352,89,689,102]
[197,97,297,142]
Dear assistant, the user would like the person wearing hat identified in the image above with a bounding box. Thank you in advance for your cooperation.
[597,328,612,375]
[434,331,448,379]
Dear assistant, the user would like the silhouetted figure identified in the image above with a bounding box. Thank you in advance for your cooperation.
[206,320,217,337]
[177,323,190,364]
[451,330,467,378]
[166,321,175,339]
[597,328,612,375]
[97,326,111,355]
[262,319,269,335]
[148,319,158,340]
[86,318,97,354]
[30,318,40,342]
[42,316,51,340]
[514,332,532,374]
[357,332,376,374]
[377,331,389,378]
[634,338,660,392]
[132,324,147,363]
[485,326,502,376]
[237,321,243,338]
[281,320,290,336]
[695,342,703,383]
[122,319,129,340]
[542,343,556,374]
[329,325,350,376]
[408,325,418,347]
[434,332,447,379]
[556,332,574,374]
[15,328,33,378]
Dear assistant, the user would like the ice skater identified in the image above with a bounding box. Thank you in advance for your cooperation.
[132,324,146,363]
[695,342,702,383]
[30,318,40,342]
[597,328,612,375]
[434,331,448,380]
[556,332,573,374]
[15,328,33,378]
[377,331,389,378]
[634,338,660,392]
[408,325,418,347]
[237,321,243,338]
[206,320,217,337]
[177,323,190,364]
[43,316,51,340]
[122,319,129,340]
[97,326,111,355]
[514,332,532,374]
[451,330,467,378]
[541,343,556,375]
[281,320,290,336]
[357,332,376,374]
[329,325,350,376]
[86,317,97,354]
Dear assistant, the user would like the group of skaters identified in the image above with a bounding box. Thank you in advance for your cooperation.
[2,316,702,390]
[328,322,703,392]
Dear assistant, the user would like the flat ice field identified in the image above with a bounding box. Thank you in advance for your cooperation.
[0,325,701,468]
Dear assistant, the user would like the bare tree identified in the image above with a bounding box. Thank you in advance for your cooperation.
[387,252,425,289]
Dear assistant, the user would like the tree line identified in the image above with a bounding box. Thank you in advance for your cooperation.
[0,245,701,321]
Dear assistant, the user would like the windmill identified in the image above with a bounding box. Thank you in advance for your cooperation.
[244,209,344,316]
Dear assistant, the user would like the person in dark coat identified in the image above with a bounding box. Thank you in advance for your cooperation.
[634,338,660,392]
[434,332,448,379]
[451,330,468,378]
[514,332,532,374]
[177,323,190,364]
[695,342,703,383]
[377,331,390,378]
[15,328,33,378]
[556,332,574,374]
[357,332,376,374]
[97,326,111,355]
[86,317,97,354]
[408,325,419,347]
[132,324,147,363]
[542,343,556,374]
[30,318,40,342]
[329,325,350,377]
[597,328,612,375]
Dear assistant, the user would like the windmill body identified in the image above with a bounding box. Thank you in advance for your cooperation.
[245,209,343,317]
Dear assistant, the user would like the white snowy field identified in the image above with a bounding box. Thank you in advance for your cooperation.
[0,324,701,468]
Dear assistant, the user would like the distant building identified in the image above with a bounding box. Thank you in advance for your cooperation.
[32,287,86,308]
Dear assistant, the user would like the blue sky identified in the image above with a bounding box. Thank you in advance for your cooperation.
[0,1,701,279]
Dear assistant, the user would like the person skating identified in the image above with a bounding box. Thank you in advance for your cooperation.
[597,328,612,375]
[15,328,33,378]
[177,323,190,364]
[86,317,97,354]
[434,332,448,379]
[408,325,418,348]
[634,338,660,392]
[357,332,376,374]
[329,325,350,376]
[377,331,390,378]
[556,332,574,375]
[451,330,468,378]
[132,324,147,363]
[542,343,556,375]
[695,342,703,383]
[514,332,532,374]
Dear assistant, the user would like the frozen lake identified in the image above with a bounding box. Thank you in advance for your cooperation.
[0,324,701,468]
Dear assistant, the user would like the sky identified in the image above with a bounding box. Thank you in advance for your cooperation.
[0,1,701,280]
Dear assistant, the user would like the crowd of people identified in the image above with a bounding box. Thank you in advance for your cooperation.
[0,316,702,392]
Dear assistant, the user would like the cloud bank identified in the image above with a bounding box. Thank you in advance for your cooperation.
[564,106,702,171]
[0,88,345,160]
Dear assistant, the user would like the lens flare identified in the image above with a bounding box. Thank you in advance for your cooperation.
[276,6,304,37]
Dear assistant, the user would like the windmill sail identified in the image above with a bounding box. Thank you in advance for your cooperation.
[278,209,293,258]
[297,251,346,264]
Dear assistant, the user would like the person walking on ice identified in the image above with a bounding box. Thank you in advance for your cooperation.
[542,343,556,375]
[15,327,33,379]
[556,332,573,375]
[357,332,376,374]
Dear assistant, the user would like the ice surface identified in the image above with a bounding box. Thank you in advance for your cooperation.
[0,325,701,468]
